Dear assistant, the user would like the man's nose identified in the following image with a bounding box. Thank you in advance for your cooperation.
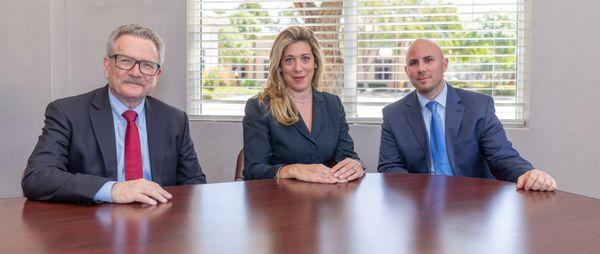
[417,64,428,74]
[417,63,427,72]
[128,62,143,76]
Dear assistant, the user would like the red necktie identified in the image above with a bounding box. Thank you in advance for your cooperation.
[123,110,142,181]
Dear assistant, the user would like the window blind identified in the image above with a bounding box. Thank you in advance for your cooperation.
[188,0,527,123]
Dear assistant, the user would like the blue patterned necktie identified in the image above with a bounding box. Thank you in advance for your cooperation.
[426,101,453,176]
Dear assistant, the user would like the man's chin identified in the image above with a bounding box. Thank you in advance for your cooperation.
[414,83,432,91]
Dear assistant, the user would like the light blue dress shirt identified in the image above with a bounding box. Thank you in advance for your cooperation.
[416,82,448,175]
[93,90,152,203]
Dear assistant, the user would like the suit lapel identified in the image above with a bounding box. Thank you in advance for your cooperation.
[145,97,165,185]
[293,119,315,144]
[444,84,465,176]
[403,92,432,169]
[90,86,118,180]
[309,91,325,141]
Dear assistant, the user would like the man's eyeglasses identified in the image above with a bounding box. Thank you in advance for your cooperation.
[109,54,161,76]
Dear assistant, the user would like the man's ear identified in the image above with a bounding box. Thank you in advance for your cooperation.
[154,68,164,80]
[442,57,449,73]
[103,57,110,79]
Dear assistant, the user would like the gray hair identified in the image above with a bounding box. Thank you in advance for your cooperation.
[106,23,165,64]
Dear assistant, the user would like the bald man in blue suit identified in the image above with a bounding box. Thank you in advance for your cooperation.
[377,39,556,191]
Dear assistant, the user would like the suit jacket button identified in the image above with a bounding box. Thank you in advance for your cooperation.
[311,145,316,150]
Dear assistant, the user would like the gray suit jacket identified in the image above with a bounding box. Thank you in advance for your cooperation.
[377,84,532,182]
[22,86,206,203]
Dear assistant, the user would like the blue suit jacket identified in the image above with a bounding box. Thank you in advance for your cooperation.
[22,86,206,203]
[243,90,359,180]
[377,84,532,182]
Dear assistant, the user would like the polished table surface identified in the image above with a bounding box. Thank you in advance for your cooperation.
[2,173,600,254]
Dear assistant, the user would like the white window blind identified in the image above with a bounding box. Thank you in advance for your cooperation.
[188,0,527,123]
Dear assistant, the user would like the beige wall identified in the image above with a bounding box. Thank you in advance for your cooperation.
[1,0,599,199]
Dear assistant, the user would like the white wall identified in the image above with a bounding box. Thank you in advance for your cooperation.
[0,0,50,198]
[510,0,600,197]
[1,0,599,198]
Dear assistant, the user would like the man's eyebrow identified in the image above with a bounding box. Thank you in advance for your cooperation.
[407,55,434,62]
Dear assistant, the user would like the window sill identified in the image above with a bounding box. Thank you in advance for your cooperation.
[189,115,527,128]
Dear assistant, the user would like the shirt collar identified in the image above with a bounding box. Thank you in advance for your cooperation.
[108,89,145,117]
[417,81,448,110]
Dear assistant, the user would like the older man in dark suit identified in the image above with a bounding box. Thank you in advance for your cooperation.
[22,24,206,205]
[378,39,556,191]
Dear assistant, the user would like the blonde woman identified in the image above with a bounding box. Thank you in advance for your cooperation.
[243,26,365,183]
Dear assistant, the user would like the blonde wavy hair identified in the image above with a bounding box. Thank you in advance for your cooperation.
[258,26,324,126]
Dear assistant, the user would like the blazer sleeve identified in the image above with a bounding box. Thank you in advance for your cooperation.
[21,101,111,203]
[176,112,207,185]
[377,106,410,173]
[332,96,360,163]
[479,97,533,182]
[242,98,285,180]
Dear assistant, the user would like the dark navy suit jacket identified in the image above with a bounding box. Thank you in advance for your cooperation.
[377,84,532,182]
[243,90,359,180]
[22,86,206,203]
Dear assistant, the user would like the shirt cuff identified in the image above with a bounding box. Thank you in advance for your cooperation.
[274,164,287,179]
[93,181,116,203]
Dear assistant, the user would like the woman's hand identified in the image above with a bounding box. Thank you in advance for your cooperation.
[331,158,365,181]
[278,164,347,184]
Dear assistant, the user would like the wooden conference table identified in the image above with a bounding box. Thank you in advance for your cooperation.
[1,173,600,254]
